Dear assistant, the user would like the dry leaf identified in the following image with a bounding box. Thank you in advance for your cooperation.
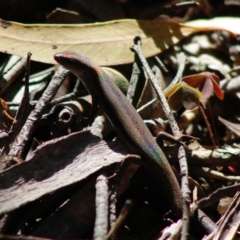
[186,17,240,35]
[182,72,224,100]
[218,116,240,137]
[165,82,202,111]
[0,18,235,66]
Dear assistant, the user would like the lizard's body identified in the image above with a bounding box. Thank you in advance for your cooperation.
[54,52,182,215]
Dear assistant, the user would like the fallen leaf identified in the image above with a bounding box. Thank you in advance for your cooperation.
[0,18,235,66]
[186,17,240,35]
[165,82,202,111]
[0,130,130,214]
[218,116,240,137]
[182,72,224,100]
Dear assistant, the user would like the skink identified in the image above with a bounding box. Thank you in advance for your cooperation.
[54,52,182,215]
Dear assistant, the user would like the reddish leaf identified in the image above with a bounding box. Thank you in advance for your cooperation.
[201,77,214,100]
[182,72,224,100]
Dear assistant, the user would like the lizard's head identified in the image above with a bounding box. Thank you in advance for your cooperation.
[54,52,101,94]
[54,51,92,76]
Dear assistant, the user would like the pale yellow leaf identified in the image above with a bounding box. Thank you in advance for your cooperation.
[0,18,235,66]
[186,17,240,35]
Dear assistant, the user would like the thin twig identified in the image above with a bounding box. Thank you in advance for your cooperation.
[49,91,82,106]
[197,209,217,234]
[107,200,132,239]
[1,53,32,167]
[131,38,179,133]
[8,52,31,143]
[0,56,27,95]
[164,53,186,94]
[140,1,199,19]
[137,98,158,113]
[196,183,240,209]
[8,66,70,158]
[137,54,186,114]
[126,63,140,103]
[94,174,109,240]
[109,185,117,234]
[154,56,168,73]
[7,91,83,107]
[192,167,240,181]
[198,103,217,148]
[0,234,51,240]
[131,37,190,240]
[212,191,240,239]
[126,55,144,106]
